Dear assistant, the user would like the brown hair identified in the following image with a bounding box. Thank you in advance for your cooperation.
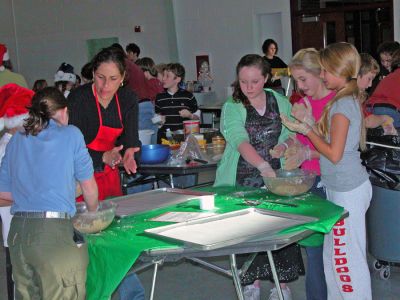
[136,57,157,77]
[32,79,48,92]
[358,53,380,77]
[24,87,67,136]
[232,54,270,105]
[165,63,185,83]
[358,53,380,103]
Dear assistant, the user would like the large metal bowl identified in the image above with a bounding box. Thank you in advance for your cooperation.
[263,169,316,196]
[72,201,116,234]
[140,144,171,164]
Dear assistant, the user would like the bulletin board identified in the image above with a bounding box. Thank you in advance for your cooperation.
[195,55,210,78]
[86,37,119,60]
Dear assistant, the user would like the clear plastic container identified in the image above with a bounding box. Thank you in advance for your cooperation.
[72,201,117,234]
[263,169,316,196]
[212,136,226,154]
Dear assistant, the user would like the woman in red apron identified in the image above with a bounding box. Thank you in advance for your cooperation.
[68,46,140,201]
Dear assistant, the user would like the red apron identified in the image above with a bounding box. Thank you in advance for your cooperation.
[77,86,124,202]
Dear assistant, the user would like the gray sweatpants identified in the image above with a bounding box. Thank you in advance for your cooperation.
[323,180,372,300]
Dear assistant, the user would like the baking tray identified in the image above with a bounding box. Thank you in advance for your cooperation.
[145,208,317,250]
[113,188,214,217]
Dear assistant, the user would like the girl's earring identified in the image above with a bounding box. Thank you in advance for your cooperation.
[120,81,124,87]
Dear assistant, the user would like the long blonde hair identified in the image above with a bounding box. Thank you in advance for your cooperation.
[317,42,366,150]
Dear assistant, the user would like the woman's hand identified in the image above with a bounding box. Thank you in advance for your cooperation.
[102,145,123,169]
[123,147,141,175]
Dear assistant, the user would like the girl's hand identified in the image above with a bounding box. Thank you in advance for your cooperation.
[281,114,312,135]
[383,123,398,136]
[382,116,397,135]
[284,144,311,170]
[102,145,123,169]
[257,161,276,178]
[269,143,288,158]
[291,98,315,127]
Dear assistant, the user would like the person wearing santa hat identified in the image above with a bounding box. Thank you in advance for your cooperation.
[0,44,28,88]
[0,83,34,300]
[0,86,99,299]
[54,62,77,98]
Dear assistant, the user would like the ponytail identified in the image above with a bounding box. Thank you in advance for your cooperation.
[24,87,67,136]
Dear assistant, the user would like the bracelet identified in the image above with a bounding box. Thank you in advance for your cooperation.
[282,142,289,149]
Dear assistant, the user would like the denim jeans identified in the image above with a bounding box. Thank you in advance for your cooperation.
[372,106,400,128]
[118,273,145,300]
[138,100,158,144]
[305,176,327,300]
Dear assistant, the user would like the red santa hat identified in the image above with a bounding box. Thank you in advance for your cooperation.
[0,44,10,72]
[0,83,34,131]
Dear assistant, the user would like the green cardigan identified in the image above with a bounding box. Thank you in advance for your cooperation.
[214,89,293,187]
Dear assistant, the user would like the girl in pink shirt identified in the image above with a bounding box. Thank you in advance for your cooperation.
[271,48,334,300]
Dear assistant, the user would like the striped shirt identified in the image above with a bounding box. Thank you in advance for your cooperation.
[155,89,198,131]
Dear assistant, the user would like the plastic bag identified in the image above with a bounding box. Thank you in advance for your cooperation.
[362,146,400,189]
[168,134,209,166]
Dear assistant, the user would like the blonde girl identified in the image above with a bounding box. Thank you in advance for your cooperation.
[282,42,372,300]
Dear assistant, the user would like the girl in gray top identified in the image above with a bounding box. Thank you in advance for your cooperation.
[281,42,372,300]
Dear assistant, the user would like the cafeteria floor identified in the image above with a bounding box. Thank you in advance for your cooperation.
[1,228,400,299]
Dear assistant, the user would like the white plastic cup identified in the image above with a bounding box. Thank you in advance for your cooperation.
[138,129,154,145]
[199,195,215,210]
[183,120,200,136]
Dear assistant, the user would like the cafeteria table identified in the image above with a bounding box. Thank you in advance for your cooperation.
[85,186,344,300]
[120,158,218,194]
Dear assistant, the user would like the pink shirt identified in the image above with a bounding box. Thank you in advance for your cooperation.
[297,91,336,175]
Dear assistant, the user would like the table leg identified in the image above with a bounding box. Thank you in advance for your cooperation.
[169,174,175,188]
[149,260,162,300]
[229,254,244,300]
[120,171,127,195]
[267,250,284,300]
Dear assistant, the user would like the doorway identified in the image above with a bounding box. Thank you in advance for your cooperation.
[293,12,345,51]
[290,0,394,55]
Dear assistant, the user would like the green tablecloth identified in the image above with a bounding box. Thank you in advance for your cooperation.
[86,186,343,299]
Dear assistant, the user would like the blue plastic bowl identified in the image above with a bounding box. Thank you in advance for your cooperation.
[140,144,171,164]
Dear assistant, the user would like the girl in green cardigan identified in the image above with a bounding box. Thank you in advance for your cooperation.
[214,54,302,300]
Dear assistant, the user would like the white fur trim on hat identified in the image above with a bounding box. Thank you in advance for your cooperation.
[0,118,4,131]
[54,70,76,84]
[3,50,9,61]
[4,113,28,129]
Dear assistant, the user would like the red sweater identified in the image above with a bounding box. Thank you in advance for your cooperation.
[368,68,400,110]
[125,59,153,101]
